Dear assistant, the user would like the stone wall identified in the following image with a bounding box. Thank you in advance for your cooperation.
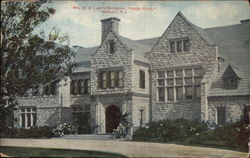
[132,96,150,127]
[15,96,71,128]
[208,96,250,123]
[152,101,201,121]
[132,62,150,95]
[145,13,218,122]
[91,31,133,96]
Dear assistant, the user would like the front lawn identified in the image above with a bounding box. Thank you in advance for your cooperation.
[0,146,127,157]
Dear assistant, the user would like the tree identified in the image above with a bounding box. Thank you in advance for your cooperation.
[0,1,75,133]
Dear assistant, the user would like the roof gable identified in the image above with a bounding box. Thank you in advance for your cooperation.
[150,11,215,53]
[222,65,240,79]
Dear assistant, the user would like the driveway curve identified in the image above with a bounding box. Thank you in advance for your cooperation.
[0,138,248,157]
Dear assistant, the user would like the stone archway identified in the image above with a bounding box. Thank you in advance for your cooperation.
[105,105,121,133]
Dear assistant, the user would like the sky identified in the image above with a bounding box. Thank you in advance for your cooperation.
[37,1,250,48]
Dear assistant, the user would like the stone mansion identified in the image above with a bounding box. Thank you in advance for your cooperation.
[14,12,250,134]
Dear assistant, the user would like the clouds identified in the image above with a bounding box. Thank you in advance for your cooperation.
[38,1,249,47]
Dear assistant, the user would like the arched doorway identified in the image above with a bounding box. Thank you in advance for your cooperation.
[105,105,121,133]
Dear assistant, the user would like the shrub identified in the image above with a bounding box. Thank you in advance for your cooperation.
[1,126,53,138]
[133,118,207,142]
[132,119,249,151]
[51,122,76,137]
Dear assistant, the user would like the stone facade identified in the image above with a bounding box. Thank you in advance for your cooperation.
[15,96,71,128]
[145,12,218,122]
[15,13,249,133]
[208,96,250,123]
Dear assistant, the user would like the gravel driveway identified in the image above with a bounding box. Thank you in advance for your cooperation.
[0,138,248,157]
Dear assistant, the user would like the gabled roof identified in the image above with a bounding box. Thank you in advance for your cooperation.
[71,32,153,73]
[176,11,215,46]
[118,35,151,62]
[222,65,240,79]
[209,63,250,97]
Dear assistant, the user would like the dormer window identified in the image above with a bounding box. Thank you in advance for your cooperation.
[223,78,238,89]
[169,38,190,53]
[108,40,115,54]
[222,65,240,89]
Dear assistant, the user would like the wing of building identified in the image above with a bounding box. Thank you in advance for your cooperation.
[15,12,250,134]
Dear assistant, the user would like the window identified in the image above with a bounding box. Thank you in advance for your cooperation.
[158,79,165,86]
[99,70,123,89]
[110,71,115,88]
[177,41,182,52]
[183,39,190,52]
[108,40,115,54]
[167,87,174,101]
[169,38,190,53]
[170,42,175,53]
[139,70,145,89]
[185,86,193,99]
[117,71,123,87]
[176,87,183,100]
[78,79,84,94]
[156,67,204,102]
[195,86,201,99]
[223,78,238,89]
[217,107,226,125]
[158,87,165,102]
[222,65,240,89]
[20,107,37,128]
[158,71,165,78]
[84,79,90,94]
[71,79,90,95]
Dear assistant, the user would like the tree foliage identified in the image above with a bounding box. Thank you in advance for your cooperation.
[0,1,75,131]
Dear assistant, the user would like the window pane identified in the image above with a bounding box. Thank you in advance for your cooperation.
[32,113,36,126]
[194,68,203,76]
[21,108,25,113]
[183,39,190,52]
[27,113,31,127]
[139,70,145,89]
[110,71,115,87]
[194,77,202,84]
[185,86,193,99]
[74,80,78,95]
[21,114,25,128]
[175,70,183,77]
[217,107,226,125]
[102,72,107,88]
[167,87,174,101]
[32,108,36,112]
[177,41,182,52]
[185,69,192,76]
[185,77,192,84]
[176,87,183,100]
[195,86,201,99]
[166,79,174,85]
[157,71,165,78]
[170,42,175,53]
[26,108,31,112]
[175,78,183,85]
[87,79,91,93]
[158,88,165,102]
[118,71,123,87]
[157,79,165,86]
[166,70,174,77]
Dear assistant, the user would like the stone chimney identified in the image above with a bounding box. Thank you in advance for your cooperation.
[101,17,120,42]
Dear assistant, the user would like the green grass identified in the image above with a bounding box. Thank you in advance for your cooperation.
[0,146,127,157]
